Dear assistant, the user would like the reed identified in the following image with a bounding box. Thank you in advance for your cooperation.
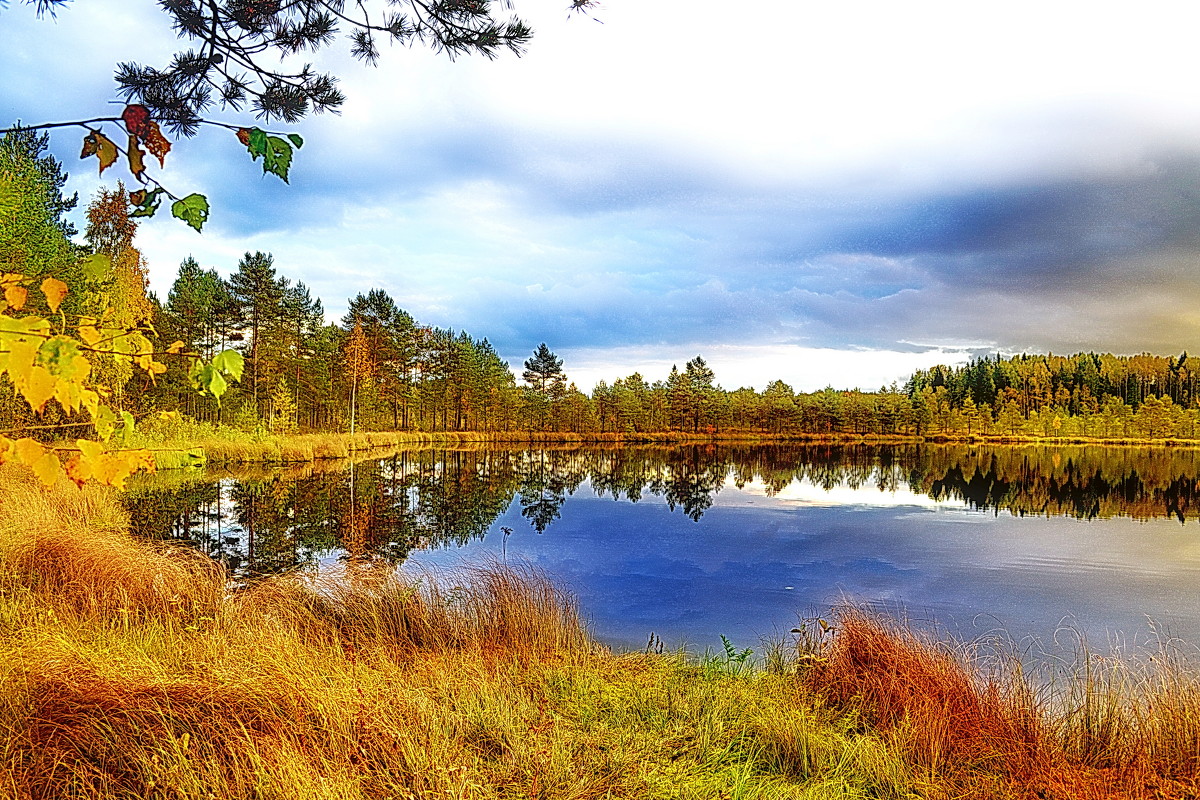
[795,608,1200,798]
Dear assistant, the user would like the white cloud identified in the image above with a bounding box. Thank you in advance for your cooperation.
[559,342,977,393]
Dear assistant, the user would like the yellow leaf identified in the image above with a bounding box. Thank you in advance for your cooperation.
[63,442,153,488]
[0,435,13,465]
[4,284,26,310]
[40,278,68,314]
[64,454,91,488]
[81,131,118,176]
[167,340,185,354]
[126,134,146,180]
[5,339,38,385]
[78,319,102,348]
[71,354,91,381]
[77,439,105,460]
[80,388,99,420]
[93,453,136,489]
[66,440,103,487]
[13,438,43,468]
[54,377,86,414]
[19,365,57,413]
[31,451,63,488]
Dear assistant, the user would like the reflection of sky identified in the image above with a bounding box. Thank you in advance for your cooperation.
[405,479,1200,654]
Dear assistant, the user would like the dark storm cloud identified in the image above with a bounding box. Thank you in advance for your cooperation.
[318,129,1200,358]
[823,158,1200,294]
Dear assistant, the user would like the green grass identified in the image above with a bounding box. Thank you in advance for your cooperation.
[4,463,1200,798]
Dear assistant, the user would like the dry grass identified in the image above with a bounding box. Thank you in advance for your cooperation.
[6,463,1200,798]
[0,463,922,799]
[797,609,1200,799]
[0,465,221,620]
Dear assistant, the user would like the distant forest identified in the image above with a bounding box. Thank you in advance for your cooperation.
[4,128,1200,442]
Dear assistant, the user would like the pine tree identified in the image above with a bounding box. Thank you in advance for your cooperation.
[228,251,285,417]
[522,343,565,397]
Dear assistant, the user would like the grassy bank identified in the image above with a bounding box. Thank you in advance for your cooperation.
[5,467,1200,798]
[132,424,847,469]
[127,419,1200,471]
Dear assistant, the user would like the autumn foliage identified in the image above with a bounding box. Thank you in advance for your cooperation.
[0,172,243,488]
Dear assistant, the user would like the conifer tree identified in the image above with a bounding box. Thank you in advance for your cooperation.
[522,343,565,397]
[228,250,285,416]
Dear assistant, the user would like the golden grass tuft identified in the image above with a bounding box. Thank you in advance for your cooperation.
[796,608,1200,799]
[0,465,221,619]
[235,561,590,662]
[801,609,1043,773]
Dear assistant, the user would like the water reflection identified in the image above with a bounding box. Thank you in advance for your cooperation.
[125,443,1200,580]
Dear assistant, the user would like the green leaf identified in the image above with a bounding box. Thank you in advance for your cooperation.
[242,128,295,183]
[94,405,118,441]
[189,362,230,406]
[129,188,164,218]
[211,349,245,382]
[113,410,136,446]
[204,367,228,400]
[262,136,293,183]
[37,336,85,379]
[171,193,210,232]
[247,127,268,157]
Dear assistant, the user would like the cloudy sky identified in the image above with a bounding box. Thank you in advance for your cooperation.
[3,0,1200,391]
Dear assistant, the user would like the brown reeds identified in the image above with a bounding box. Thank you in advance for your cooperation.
[797,608,1200,799]
[236,561,590,661]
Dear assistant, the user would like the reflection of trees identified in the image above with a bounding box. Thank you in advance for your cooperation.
[651,446,726,522]
[915,447,1200,522]
[517,450,573,533]
[123,477,223,554]
[520,482,566,532]
[127,442,1200,579]
[126,449,523,579]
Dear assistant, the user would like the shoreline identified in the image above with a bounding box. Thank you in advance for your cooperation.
[134,427,1200,469]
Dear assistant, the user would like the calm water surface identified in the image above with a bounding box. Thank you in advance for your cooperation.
[125,444,1200,652]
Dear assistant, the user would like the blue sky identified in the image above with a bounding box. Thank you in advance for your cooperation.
[4,0,1200,391]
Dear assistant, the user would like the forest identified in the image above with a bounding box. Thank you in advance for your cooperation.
[5,126,1200,446]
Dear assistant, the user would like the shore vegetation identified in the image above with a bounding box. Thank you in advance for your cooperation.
[4,465,1200,799]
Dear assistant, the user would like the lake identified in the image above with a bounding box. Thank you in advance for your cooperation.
[125,443,1200,654]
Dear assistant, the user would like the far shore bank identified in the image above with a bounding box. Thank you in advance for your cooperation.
[125,426,1200,470]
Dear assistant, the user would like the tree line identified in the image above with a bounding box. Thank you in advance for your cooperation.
[6,127,1200,443]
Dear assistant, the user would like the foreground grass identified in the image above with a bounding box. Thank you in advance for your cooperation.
[3,466,1200,798]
